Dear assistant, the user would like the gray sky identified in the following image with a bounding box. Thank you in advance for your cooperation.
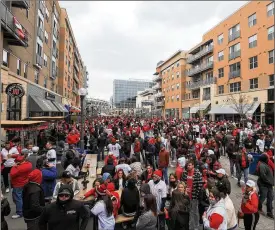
[60,1,248,101]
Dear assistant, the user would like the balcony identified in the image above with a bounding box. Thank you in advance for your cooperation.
[155,101,164,107]
[155,92,164,98]
[186,61,213,77]
[35,54,43,67]
[12,0,29,9]
[202,93,211,100]
[74,49,80,61]
[38,1,45,16]
[228,30,241,42]
[187,45,214,64]
[73,70,79,82]
[141,100,154,106]
[153,74,162,82]
[52,48,58,58]
[228,70,241,79]
[186,77,217,90]
[74,60,79,73]
[0,1,29,47]
[53,27,59,39]
[51,68,57,80]
[37,27,44,41]
[228,50,241,61]
[152,83,161,90]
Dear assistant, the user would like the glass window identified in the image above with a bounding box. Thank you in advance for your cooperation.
[23,63,27,78]
[218,51,224,61]
[230,82,241,92]
[269,74,274,86]
[34,71,39,84]
[229,43,240,53]
[218,68,224,78]
[207,56,213,63]
[176,95,179,101]
[229,62,241,72]
[267,2,274,17]
[7,96,21,120]
[248,34,257,48]
[218,85,224,94]
[269,49,274,64]
[36,43,42,56]
[250,78,258,89]
[44,78,47,88]
[44,31,48,44]
[44,54,47,67]
[268,26,274,40]
[16,59,21,75]
[3,50,8,67]
[218,34,223,44]
[248,13,257,27]
[249,56,258,69]
[177,72,180,78]
[176,83,180,89]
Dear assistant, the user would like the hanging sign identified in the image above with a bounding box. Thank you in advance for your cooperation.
[5,83,25,98]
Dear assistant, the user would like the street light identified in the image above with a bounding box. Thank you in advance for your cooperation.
[189,104,191,120]
[78,88,88,153]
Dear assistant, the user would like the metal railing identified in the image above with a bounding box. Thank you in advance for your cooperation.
[228,30,240,42]
[152,83,161,89]
[155,101,164,107]
[37,27,44,41]
[153,75,161,82]
[187,45,213,64]
[186,61,213,77]
[228,50,241,60]
[0,1,29,46]
[36,54,43,67]
[73,70,79,82]
[186,77,217,89]
[74,60,79,72]
[52,48,58,58]
[228,69,241,79]
[53,27,59,39]
[39,1,45,16]
[155,92,164,98]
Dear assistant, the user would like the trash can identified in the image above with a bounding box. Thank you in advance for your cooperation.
[249,153,261,175]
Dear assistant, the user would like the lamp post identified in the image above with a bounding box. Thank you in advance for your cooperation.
[189,105,191,120]
[78,88,88,153]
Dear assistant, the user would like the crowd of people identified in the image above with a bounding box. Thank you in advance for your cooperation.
[1,116,274,230]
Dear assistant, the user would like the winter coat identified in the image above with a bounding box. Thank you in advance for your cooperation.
[101,164,116,178]
[167,209,190,230]
[22,182,45,220]
[41,167,57,197]
[158,149,169,169]
[136,211,157,230]
[181,169,203,200]
[224,195,237,230]
[257,160,274,187]
[121,187,140,215]
[241,190,259,214]
[10,161,32,188]
[1,198,11,230]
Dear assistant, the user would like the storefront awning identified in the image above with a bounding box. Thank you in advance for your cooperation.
[52,101,69,113]
[198,101,211,111]
[208,102,260,115]
[190,106,199,114]
[29,96,59,112]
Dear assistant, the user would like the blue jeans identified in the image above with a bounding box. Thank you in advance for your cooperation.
[98,146,105,161]
[237,167,249,183]
[162,167,168,185]
[12,187,23,216]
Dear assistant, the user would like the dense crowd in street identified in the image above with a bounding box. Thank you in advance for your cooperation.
[1,116,274,230]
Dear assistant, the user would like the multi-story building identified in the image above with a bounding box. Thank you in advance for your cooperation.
[86,98,110,116]
[135,88,154,117]
[186,1,274,124]
[0,0,68,121]
[155,50,188,119]
[113,79,153,110]
[58,8,85,108]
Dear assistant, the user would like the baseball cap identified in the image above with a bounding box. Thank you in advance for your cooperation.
[246,180,256,188]
[58,188,71,195]
[216,168,226,175]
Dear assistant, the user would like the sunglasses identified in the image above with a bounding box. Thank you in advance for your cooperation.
[58,194,70,198]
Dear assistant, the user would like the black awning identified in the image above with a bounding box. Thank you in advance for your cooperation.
[52,101,69,113]
[29,96,59,112]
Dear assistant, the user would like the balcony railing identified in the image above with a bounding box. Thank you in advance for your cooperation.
[0,1,29,47]
[51,68,57,80]
[53,27,59,39]
[228,50,241,61]
[153,75,162,82]
[52,48,58,58]
[186,61,213,77]
[73,70,79,82]
[74,60,79,72]
[228,30,241,42]
[187,45,214,64]
[12,0,29,9]
[35,54,43,67]
[37,27,44,41]
[155,101,164,107]
[202,93,211,100]
[155,92,164,98]
[73,87,78,94]
[152,83,161,90]
[186,77,217,90]
[268,32,274,40]
[228,69,241,79]
[38,1,45,16]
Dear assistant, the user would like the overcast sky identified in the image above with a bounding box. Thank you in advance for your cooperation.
[60,1,248,101]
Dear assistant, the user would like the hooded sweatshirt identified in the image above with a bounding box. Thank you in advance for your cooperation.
[256,154,274,187]
[39,185,90,230]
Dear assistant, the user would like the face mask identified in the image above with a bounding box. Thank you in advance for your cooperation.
[170,181,177,188]
[209,199,217,206]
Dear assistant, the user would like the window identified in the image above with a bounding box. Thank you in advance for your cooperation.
[36,43,42,56]
[269,74,274,86]
[229,62,241,79]
[176,83,180,89]
[269,49,274,64]
[228,24,240,42]
[44,54,47,67]
[23,63,27,78]
[7,95,21,120]
[229,82,241,92]
[192,90,199,99]
[38,17,43,29]
[218,85,224,94]
[207,56,213,63]
[3,50,8,67]
[171,96,174,102]
[177,72,180,78]
[248,13,257,27]
[229,43,241,60]
[26,9,29,18]
[44,31,48,44]
[45,8,49,22]
[248,34,257,48]
[218,68,224,78]
[172,74,174,80]
[16,59,21,75]
[268,26,274,40]
[176,61,179,67]
[249,56,258,69]
[172,85,174,91]
[250,78,258,89]
[218,34,223,44]
[218,51,224,61]
[34,71,39,84]
[43,78,47,88]
[176,95,179,101]
[267,2,274,17]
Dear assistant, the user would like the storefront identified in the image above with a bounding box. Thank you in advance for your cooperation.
[27,83,68,118]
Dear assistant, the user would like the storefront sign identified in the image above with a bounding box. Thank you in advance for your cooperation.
[45,92,55,100]
[5,83,25,98]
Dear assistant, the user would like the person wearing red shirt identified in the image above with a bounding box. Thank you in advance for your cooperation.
[66,130,80,145]
[240,180,259,230]
[10,156,32,219]
[134,138,141,162]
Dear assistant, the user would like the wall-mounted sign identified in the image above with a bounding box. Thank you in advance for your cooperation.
[45,92,55,100]
[5,83,25,98]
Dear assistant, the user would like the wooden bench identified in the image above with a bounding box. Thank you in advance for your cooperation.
[115,215,134,224]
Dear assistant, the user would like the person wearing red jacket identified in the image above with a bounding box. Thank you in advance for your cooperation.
[134,138,141,162]
[10,156,32,219]
[241,180,259,230]
[66,130,80,145]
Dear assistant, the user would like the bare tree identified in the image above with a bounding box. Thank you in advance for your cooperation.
[228,93,256,125]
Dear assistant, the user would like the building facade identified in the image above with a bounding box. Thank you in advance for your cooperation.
[113,79,153,109]
[184,0,274,124]
[136,88,154,117]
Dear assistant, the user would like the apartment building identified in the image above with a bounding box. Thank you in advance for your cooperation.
[155,50,188,119]
[185,1,274,124]
[58,8,85,108]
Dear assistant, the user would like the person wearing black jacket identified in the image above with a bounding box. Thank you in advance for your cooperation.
[39,185,90,230]
[113,168,127,190]
[88,134,98,156]
[1,195,11,230]
[101,158,116,178]
[226,139,238,177]
[23,169,45,230]
[97,133,107,161]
